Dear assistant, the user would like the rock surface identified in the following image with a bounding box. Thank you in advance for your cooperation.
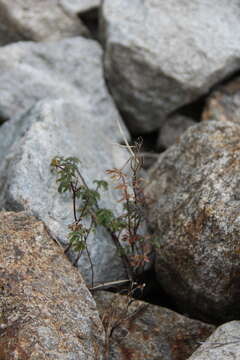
[0,98,130,286]
[0,37,110,122]
[60,0,100,15]
[158,115,196,149]
[0,211,105,359]
[146,120,240,322]
[101,0,240,133]
[187,321,240,360]
[203,77,240,124]
[94,291,214,360]
[0,0,89,45]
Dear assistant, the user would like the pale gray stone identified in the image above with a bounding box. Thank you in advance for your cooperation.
[188,321,240,360]
[0,0,89,45]
[60,0,100,15]
[146,120,240,322]
[0,98,130,286]
[158,115,196,149]
[101,0,240,133]
[0,37,112,122]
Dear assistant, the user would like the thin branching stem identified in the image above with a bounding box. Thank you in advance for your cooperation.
[86,245,94,290]
[51,140,149,289]
[109,230,134,282]
[64,242,72,254]
[70,183,78,223]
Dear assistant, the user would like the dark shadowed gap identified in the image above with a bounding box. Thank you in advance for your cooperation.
[78,7,99,41]
[177,68,240,121]
[176,95,207,122]
[100,268,179,314]
[101,266,223,326]
[0,115,9,126]
[120,130,161,169]
[132,268,179,310]
[214,68,240,88]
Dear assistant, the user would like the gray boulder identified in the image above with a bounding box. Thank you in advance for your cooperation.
[146,120,240,322]
[0,98,130,286]
[0,37,110,122]
[101,0,240,133]
[188,321,240,360]
[158,115,196,149]
[60,0,100,14]
[94,291,214,360]
[0,0,89,45]
[0,211,105,359]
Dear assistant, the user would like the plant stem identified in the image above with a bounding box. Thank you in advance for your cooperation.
[109,230,134,282]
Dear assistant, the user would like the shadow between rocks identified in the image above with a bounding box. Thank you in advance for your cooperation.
[78,7,99,41]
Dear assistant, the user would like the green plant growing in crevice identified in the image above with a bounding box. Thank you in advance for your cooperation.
[50,139,151,288]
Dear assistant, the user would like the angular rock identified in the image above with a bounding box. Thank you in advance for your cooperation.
[0,37,110,122]
[94,291,214,360]
[146,120,240,322]
[0,211,105,359]
[158,115,196,149]
[0,0,89,45]
[203,77,240,124]
[0,98,130,286]
[60,0,100,40]
[188,321,240,360]
[141,153,160,170]
[60,0,100,15]
[100,0,240,133]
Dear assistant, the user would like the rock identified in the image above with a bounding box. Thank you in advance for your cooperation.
[0,211,105,359]
[60,0,100,40]
[60,0,101,41]
[203,78,240,124]
[100,0,240,134]
[94,291,215,360]
[0,0,89,45]
[0,37,112,122]
[60,0,100,15]
[145,120,240,322]
[142,153,160,170]
[158,115,196,149]
[187,321,240,360]
[0,98,130,286]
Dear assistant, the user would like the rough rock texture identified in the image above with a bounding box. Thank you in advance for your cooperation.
[158,115,196,149]
[94,291,214,360]
[0,0,89,45]
[0,98,130,285]
[0,37,110,122]
[146,120,240,322]
[0,211,105,359]
[187,321,240,360]
[203,78,240,124]
[60,0,100,14]
[60,0,100,41]
[100,0,240,133]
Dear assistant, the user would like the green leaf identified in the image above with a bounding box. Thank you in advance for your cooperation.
[95,208,114,227]
[65,157,80,164]
[82,188,101,206]
[75,186,85,199]
[109,218,126,232]
[93,180,109,191]
[73,241,86,252]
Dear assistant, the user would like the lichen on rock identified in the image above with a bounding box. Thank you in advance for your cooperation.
[146,120,240,322]
[0,211,105,359]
